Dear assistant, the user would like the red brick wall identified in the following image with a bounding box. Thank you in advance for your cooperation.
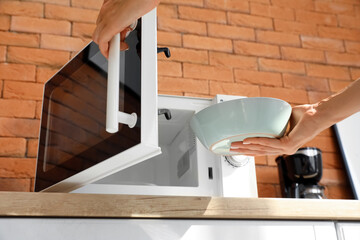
[0,0,359,198]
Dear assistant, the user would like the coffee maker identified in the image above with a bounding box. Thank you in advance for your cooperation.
[276,147,326,199]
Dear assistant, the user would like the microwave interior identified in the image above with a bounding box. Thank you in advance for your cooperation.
[95,108,199,187]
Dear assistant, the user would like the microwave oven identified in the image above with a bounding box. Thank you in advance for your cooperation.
[35,9,258,198]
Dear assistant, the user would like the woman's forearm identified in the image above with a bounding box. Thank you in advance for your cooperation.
[313,78,360,131]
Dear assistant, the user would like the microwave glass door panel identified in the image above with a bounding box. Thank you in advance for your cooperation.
[35,10,159,192]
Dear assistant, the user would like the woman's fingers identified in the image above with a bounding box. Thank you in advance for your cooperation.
[231,142,283,155]
[232,137,285,149]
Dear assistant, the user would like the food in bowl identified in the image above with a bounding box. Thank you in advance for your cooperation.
[190,97,292,156]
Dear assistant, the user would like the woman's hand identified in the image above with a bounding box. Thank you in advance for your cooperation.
[93,0,160,58]
[230,104,322,156]
[231,78,360,156]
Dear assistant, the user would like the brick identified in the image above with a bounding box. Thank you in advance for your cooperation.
[35,101,42,119]
[228,12,273,30]
[157,4,178,18]
[205,0,250,13]
[0,46,5,62]
[281,47,325,63]
[257,183,277,198]
[179,6,226,23]
[209,52,257,70]
[338,15,360,30]
[256,166,279,184]
[208,23,255,41]
[250,3,295,21]
[45,4,98,23]
[249,0,270,3]
[340,0,360,4]
[0,137,27,157]
[318,127,334,137]
[0,31,39,48]
[70,51,79,59]
[161,0,203,7]
[71,0,102,9]
[0,63,36,81]
[0,1,43,18]
[319,26,360,42]
[0,178,31,192]
[183,35,232,52]
[8,47,70,67]
[41,34,89,52]
[184,63,233,82]
[296,10,337,26]
[315,2,355,15]
[234,69,282,87]
[301,36,345,52]
[158,31,182,47]
[0,15,10,31]
[184,92,211,98]
[322,152,343,169]
[260,86,308,104]
[234,40,280,58]
[159,90,183,96]
[25,0,69,5]
[36,67,59,83]
[266,155,278,167]
[158,47,208,64]
[329,79,352,92]
[158,17,207,35]
[274,19,317,36]
[259,58,305,74]
[72,22,96,38]
[0,118,39,138]
[283,74,329,92]
[27,139,38,158]
[0,80,2,97]
[158,76,209,94]
[0,157,36,178]
[3,81,44,101]
[256,30,300,47]
[11,16,71,36]
[0,99,36,118]
[307,63,350,80]
[326,185,353,199]
[307,91,331,103]
[271,0,314,10]
[320,168,348,185]
[255,155,267,165]
[210,81,260,97]
[345,41,360,54]
[350,68,360,80]
[158,61,182,77]
[305,136,338,153]
[326,52,360,67]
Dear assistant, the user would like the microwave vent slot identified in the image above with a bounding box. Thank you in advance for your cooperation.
[177,150,190,178]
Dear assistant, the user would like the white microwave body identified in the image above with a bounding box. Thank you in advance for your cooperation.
[73,95,258,198]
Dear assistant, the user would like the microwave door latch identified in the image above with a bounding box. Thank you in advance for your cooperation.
[106,33,137,133]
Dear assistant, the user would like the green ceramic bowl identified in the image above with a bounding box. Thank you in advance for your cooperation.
[190,97,292,156]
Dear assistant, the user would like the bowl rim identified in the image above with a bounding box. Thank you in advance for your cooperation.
[195,97,291,116]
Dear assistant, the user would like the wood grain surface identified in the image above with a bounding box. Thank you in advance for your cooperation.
[0,192,359,220]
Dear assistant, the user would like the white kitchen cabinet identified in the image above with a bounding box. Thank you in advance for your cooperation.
[0,219,337,240]
[336,222,360,240]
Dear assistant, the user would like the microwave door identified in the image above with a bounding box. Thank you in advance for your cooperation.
[35,9,160,193]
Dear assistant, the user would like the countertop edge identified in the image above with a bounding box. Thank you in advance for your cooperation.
[1,192,359,221]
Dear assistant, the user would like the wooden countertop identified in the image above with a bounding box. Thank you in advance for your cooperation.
[1,192,359,220]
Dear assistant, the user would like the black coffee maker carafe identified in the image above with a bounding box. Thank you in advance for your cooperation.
[276,147,326,199]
